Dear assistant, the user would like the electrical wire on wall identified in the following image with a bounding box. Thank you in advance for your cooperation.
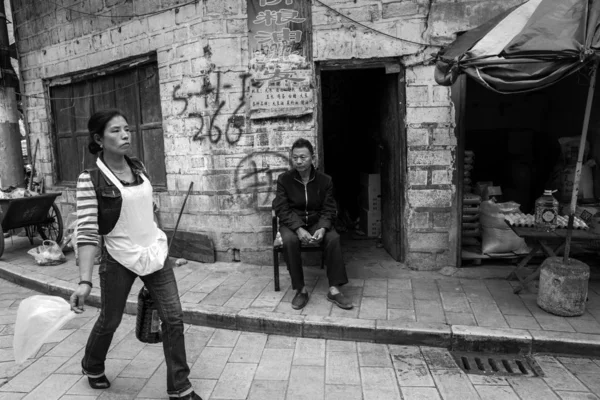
[313,0,442,48]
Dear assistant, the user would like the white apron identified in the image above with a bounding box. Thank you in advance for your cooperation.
[96,158,168,276]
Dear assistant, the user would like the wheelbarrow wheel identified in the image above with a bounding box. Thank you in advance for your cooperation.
[0,225,4,258]
[37,204,63,244]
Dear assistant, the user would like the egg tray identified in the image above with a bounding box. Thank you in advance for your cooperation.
[505,214,589,230]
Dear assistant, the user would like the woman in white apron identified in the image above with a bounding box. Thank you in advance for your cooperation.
[70,109,202,400]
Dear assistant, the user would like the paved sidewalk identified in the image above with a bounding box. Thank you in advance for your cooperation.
[1,278,600,400]
[1,236,600,356]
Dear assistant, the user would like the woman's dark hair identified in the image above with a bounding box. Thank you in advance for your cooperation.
[87,109,128,154]
[291,138,314,155]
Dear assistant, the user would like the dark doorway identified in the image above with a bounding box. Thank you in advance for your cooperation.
[320,66,405,262]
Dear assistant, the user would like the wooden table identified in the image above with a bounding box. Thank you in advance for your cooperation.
[506,224,600,294]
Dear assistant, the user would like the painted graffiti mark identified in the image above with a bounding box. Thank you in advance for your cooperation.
[234,151,290,205]
[171,72,251,145]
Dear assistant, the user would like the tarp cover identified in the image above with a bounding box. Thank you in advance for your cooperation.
[435,0,600,93]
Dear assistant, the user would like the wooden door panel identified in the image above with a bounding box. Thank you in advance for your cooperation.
[380,71,405,261]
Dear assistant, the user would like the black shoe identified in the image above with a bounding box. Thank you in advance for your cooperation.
[292,290,309,310]
[83,370,110,389]
[180,391,203,400]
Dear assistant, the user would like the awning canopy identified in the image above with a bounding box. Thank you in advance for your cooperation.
[434,0,600,93]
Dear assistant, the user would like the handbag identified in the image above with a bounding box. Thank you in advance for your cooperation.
[135,286,162,344]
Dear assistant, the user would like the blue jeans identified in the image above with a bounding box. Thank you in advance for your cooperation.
[82,248,192,398]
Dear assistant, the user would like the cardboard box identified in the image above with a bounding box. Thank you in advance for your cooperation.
[360,208,381,237]
[360,173,381,192]
[360,188,381,211]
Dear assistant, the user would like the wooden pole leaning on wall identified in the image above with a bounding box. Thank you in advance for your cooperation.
[564,60,600,263]
[168,182,194,256]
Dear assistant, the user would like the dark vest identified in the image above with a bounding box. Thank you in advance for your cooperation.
[85,157,147,235]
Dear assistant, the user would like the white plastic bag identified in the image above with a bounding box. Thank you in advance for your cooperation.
[27,240,66,266]
[13,295,76,364]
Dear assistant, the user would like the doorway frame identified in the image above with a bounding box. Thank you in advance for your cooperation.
[315,57,408,263]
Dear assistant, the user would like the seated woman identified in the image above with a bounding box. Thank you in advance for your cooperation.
[273,138,353,310]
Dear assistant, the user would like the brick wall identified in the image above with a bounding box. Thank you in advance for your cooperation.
[10,0,516,267]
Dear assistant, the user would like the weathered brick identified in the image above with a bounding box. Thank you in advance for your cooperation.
[409,169,428,186]
[406,85,429,104]
[407,106,454,125]
[382,2,420,19]
[433,86,451,103]
[406,251,439,271]
[408,150,453,166]
[406,65,437,85]
[204,0,240,16]
[410,212,430,229]
[409,232,449,251]
[407,127,429,146]
[431,128,457,146]
[431,169,452,185]
[408,189,453,208]
[433,212,452,228]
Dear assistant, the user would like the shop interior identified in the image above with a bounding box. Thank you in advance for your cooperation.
[461,70,600,263]
[321,68,385,242]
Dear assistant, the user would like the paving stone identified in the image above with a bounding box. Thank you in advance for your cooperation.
[363,279,388,297]
[505,314,542,330]
[387,291,414,310]
[467,374,508,386]
[207,329,240,347]
[508,377,561,400]
[388,279,411,291]
[440,292,471,313]
[360,367,401,400]
[0,349,14,363]
[247,380,287,400]
[234,278,271,299]
[444,312,476,326]
[326,340,356,353]
[412,280,440,301]
[229,332,267,363]
[431,369,479,400]
[357,342,392,367]
[119,346,163,379]
[555,391,600,399]
[96,376,146,399]
[190,346,233,379]
[568,318,600,334]
[106,333,146,360]
[0,356,69,393]
[224,296,254,309]
[265,335,297,349]
[254,348,293,381]
[470,303,509,328]
[535,355,588,392]
[533,315,577,332]
[17,373,79,400]
[287,365,325,400]
[180,291,208,304]
[401,387,441,399]
[0,393,26,399]
[325,384,363,400]
[474,384,520,399]
[190,378,218,400]
[211,363,257,399]
[387,309,416,322]
[420,347,458,371]
[414,299,445,324]
[389,345,434,387]
[45,329,90,358]
[190,272,230,293]
[59,395,96,399]
[452,325,532,354]
[375,321,452,348]
[293,338,326,366]
[0,359,34,380]
[326,351,360,385]
[531,330,600,357]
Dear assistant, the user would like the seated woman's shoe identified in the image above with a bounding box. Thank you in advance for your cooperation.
[82,370,111,389]
[180,391,203,400]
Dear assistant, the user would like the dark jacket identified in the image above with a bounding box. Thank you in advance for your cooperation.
[86,155,149,235]
[273,166,337,231]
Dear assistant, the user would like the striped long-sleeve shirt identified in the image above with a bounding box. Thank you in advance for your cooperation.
[76,172,100,248]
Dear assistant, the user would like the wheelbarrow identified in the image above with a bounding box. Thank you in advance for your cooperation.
[0,192,63,258]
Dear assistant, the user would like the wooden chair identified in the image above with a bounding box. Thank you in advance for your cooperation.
[272,210,325,291]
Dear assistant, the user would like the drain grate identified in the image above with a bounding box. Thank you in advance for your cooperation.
[451,352,543,377]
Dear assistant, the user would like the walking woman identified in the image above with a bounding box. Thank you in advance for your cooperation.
[69,109,202,400]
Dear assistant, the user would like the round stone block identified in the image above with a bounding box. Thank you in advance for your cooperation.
[537,257,590,317]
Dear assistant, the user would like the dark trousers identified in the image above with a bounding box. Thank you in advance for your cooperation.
[82,249,192,398]
[280,224,348,290]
